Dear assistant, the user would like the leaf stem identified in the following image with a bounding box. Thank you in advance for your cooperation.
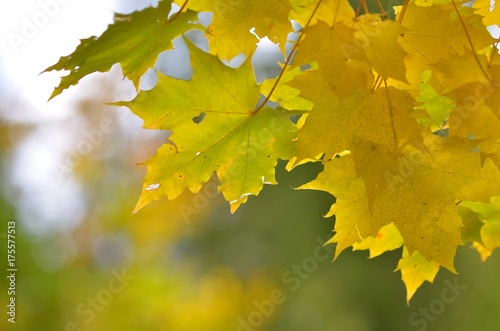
[450,0,491,83]
[372,75,381,91]
[361,0,369,14]
[169,0,189,22]
[374,0,388,19]
[397,0,409,24]
[355,1,362,17]
[254,0,323,114]
[488,36,500,68]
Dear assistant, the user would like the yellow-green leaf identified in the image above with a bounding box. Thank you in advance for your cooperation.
[415,70,455,131]
[116,41,297,213]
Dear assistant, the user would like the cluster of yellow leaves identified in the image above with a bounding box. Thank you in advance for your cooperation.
[46,0,500,301]
[289,0,500,301]
[290,0,500,301]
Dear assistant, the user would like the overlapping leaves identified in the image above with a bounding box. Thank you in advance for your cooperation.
[45,0,500,301]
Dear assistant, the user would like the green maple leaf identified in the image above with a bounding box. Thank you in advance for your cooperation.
[115,40,298,213]
[415,70,455,131]
[43,0,203,99]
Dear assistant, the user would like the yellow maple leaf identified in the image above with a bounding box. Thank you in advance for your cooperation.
[176,0,293,60]
[299,135,500,271]
[289,0,355,27]
[291,87,424,205]
[399,0,494,65]
[432,50,491,90]
[353,222,404,258]
[473,0,500,26]
[448,98,500,169]
[291,21,374,100]
[115,41,298,213]
[374,136,500,270]
[298,155,387,257]
[396,246,440,303]
[397,0,495,90]
[350,14,408,82]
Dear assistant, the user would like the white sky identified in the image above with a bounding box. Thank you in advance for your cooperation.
[0,1,161,121]
[0,0,160,235]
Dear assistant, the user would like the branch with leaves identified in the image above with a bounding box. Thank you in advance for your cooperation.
[44,0,500,302]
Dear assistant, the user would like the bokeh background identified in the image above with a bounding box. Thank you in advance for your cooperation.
[1,1,500,330]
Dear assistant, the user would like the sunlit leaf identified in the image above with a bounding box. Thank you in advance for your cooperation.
[44,0,203,99]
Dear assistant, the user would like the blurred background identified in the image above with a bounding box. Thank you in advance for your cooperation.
[1,1,500,330]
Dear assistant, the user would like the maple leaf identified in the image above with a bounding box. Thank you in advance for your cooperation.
[260,65,314,112]
[291,21,374,100]
[415,70,455,131]
[115,40,298,213]
[44,0,500,300]
[458,204,485,245]
[444,63,500,169]
[373,136,500,270]
[352,223,443,303]
[175,0,293,60]
[300,135,500,271]
[298,155,387,258]
[473,0,500,26]
[289,0,355,27]
[291,86,423,205]
[396,0,495,90]
[396,247,440,303]
[399,0,494,65]
[350,14,408,82]
[43,0,203,99]
[292,13,408,94]
[432,51,491,91]
[352,222,403,258]
[448,97,500,169]
[446,63,500,117]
